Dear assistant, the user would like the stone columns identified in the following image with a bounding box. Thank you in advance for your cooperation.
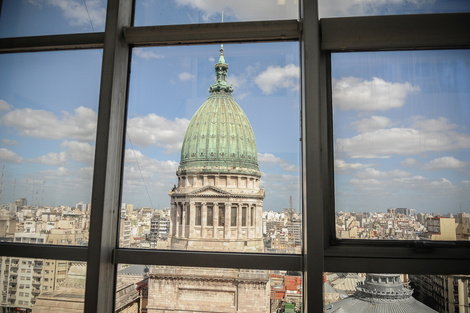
[175,203,180,238]
[214,203,219,239]
[225,202,231,239]
[170,202,177,237]
[189,201,195,238]
[202,202,207,238]
[247,205,252,238]
[181,202,186,238]
[237,203,242,239]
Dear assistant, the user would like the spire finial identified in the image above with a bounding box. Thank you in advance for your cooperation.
[218,44,225,64]
[209,45,233,94]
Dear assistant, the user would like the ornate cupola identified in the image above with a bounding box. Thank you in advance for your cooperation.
[169,46,265,253]
[178,45,260,177]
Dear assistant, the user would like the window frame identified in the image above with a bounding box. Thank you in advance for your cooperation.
[0,1,469,313]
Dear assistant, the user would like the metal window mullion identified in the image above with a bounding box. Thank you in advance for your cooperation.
[325,257,470,275]
[123,20,300,46]
[84,0,133,312]
[321,13,470,51]
[0,243,87,262]
[115,249,301,271]
[301,0,324,312]
[0,32,104,53]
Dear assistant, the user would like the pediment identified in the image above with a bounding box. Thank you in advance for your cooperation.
[189,185,231,196]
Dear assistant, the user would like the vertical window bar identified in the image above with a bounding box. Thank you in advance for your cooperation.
[84,0,133,312]
[301,0,324,312]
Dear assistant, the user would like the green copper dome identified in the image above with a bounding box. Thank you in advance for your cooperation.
[178,46,260,177]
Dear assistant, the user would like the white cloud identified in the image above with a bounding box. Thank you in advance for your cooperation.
[258,153,283,164]
[355,167,410,179]
[175,0,297,22]
[123,149,179,195]
[422,156,467,170]
[29,0,106,27]
[332,77,419,111]
[133,48,164,59]
[319,0,435,18]
[0,148,23,164]
[335,159,373,172]
[1,106,97,142]
[0,100,12,114]
[412,116,458,132]
[401,158,418,167]
[336,120,470,158]
[126,114,189,153]
[258,153,298,173]
[178,72,196,82]
[255,64,299,95]
[280,163,298,172]
[1,139,18,146]
[352,116,393,133]
[30,141,95,165]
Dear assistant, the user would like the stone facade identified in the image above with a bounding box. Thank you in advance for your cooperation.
[147,267,269,313]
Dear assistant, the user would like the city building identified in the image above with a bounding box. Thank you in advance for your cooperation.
[147,46,270,313]
[424,217,457,241]
[411,274,470,313]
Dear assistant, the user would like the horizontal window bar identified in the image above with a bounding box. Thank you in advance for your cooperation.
[326,242,470,259]
[0,243,88,261]
[115,248,302,271]
[325,256,470,275]
[321,13,470,51]
[0,32,104,53]
[124,20,300,46]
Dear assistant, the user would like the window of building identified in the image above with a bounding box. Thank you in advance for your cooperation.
[196,204,202,226]
[219,205,225,227]
[207,205,214,227]
[0,1,469,313]
[231,207,238,227]
[242,207,247,227]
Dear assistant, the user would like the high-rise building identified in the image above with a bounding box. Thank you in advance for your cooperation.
[147,46,270,313]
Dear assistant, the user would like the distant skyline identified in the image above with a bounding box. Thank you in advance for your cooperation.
[0,0,469,213]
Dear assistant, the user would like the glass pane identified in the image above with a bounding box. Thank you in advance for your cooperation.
[0,0,107,38]
[324,272,469,313]
[0,50,102,246]
[332,50,470,241]
[134,0,298,26]
[117,264,302,313]
[121,42,301,253]
[319,0,470,18]
[0,256,86,312]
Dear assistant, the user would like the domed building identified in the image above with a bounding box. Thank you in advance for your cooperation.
[324,273,438,313]
[168,45,265,253]
[147,46,270,313]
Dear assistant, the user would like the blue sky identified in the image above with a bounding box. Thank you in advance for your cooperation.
[0,0,469,214]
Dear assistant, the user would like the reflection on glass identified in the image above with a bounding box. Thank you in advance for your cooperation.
[117,264,302,313]
[0,0,107,38]
[324,272,469,313]
[332,50,470,240]
[121,43,301,253]
[0,257,85,312]
[134,0,298,26]
[319,0,470,18]
[0,51,102,246]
